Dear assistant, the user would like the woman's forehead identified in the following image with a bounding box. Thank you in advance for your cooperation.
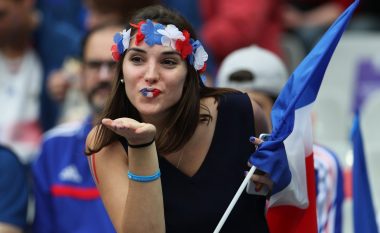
[128,38,180,55]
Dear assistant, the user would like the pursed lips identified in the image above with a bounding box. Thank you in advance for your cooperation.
[140,87,162,98]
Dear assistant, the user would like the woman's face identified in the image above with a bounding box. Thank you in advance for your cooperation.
[122,37,188,121]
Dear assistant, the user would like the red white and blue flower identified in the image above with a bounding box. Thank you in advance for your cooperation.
[111,19,208,72]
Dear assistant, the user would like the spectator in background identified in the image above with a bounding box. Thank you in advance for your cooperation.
[0,0,43,164]
[161,0,284,84]
[199,0,284,65]
[313,143,344,233]
[35,0,87,131]
[282,0,350,52]
[348,0,380,31]
[161,0,202,32]
[0,145,29,233]
[217,45,344,233]
[32,23,122,233]
[45,0,159,125]
[217,45,288,128]
[84,0,159,29]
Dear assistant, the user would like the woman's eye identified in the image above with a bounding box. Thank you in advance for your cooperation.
[162,59,178,66]
[130,56,143,63]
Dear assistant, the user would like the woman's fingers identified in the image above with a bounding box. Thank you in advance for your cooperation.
[251,174,273,191]
[101,118,156,144]
[249,136,263,146]
[102,118,136,131]
[247,134,272,192]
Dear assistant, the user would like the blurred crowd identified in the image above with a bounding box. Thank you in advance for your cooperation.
[0,0,379,232]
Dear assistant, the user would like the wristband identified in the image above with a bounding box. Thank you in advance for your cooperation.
[128,139,155,148]
[128,170,161,182]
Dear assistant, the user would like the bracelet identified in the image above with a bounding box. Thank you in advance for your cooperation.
[128,170,161,182]
[128,139,155,148]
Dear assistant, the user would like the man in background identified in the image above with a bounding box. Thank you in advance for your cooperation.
[0,145,28,233]
[0,0,42,164]
[32,22,122,233]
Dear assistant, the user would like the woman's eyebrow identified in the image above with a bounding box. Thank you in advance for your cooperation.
[162,51,181,57]
[126,47,146,54]
[126,47,182,58]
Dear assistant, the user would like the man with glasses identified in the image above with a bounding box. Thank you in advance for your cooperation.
[32,23,121,233]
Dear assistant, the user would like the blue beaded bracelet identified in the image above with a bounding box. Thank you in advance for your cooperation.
[127,170,161,182]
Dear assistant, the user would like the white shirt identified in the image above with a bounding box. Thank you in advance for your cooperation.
[0,49,43,163]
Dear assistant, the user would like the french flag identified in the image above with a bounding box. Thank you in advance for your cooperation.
[249,0,359,232]
[351,113,379,233]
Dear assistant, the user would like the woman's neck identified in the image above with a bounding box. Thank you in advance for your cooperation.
[141,113,167,135]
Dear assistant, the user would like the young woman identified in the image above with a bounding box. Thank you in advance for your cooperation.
[86,5,272,233]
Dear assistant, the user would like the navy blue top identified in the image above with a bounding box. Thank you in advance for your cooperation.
[121,92,269,233]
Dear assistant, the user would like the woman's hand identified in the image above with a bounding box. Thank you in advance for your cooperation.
[102,118,156,145]
[248,136,274,193]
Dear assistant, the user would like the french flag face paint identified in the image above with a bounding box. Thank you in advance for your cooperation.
[140,87,161,98]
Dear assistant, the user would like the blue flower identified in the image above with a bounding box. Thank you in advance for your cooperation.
[141,19,164,46]
[113,33,124,54]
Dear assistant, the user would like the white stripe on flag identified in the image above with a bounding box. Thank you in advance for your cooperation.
[269,103,313,208]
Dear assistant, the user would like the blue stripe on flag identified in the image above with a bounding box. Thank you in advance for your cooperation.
[351,113,379,233]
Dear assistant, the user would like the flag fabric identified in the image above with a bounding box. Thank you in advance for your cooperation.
[248,1,359,232]
[351,113,379,233]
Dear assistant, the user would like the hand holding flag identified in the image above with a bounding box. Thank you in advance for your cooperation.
[214,1,359,232]
[247,1,359,232]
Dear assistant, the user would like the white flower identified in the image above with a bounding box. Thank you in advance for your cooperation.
[157,24,185,49]
[122,29,131,51]
[193,45,208,70]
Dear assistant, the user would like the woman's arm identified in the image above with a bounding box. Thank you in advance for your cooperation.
[86,120,165,233]
[250,99,270,137]
[249,98,273,192]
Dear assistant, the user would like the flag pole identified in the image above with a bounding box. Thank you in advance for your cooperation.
[213,165,257,233]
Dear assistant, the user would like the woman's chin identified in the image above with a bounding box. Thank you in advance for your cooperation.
[137,104,171,120]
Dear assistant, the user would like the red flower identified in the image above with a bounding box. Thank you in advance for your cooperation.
[199,63,207,73]
[111,44,120,61]
[130,21,146,45]
[175,30,193,59]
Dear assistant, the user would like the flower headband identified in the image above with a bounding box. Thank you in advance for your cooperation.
[111,19,208,72]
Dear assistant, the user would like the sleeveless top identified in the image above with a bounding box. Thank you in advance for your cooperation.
[120,92,269,233]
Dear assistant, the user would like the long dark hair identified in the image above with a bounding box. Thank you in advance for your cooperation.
[86,5,237,155]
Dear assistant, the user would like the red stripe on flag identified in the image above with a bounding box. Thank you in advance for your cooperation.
[267,153,317,233]
[51,185,100,200]
[344,168,352,199]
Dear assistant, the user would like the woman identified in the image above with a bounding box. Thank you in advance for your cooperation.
[86,5,272,233]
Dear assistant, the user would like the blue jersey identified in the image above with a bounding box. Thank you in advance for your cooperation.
[32,117,115,233]
[314,144,344,233]
[0,146,28,228]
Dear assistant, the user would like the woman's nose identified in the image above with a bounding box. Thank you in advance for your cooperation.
[144,63,159,84]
